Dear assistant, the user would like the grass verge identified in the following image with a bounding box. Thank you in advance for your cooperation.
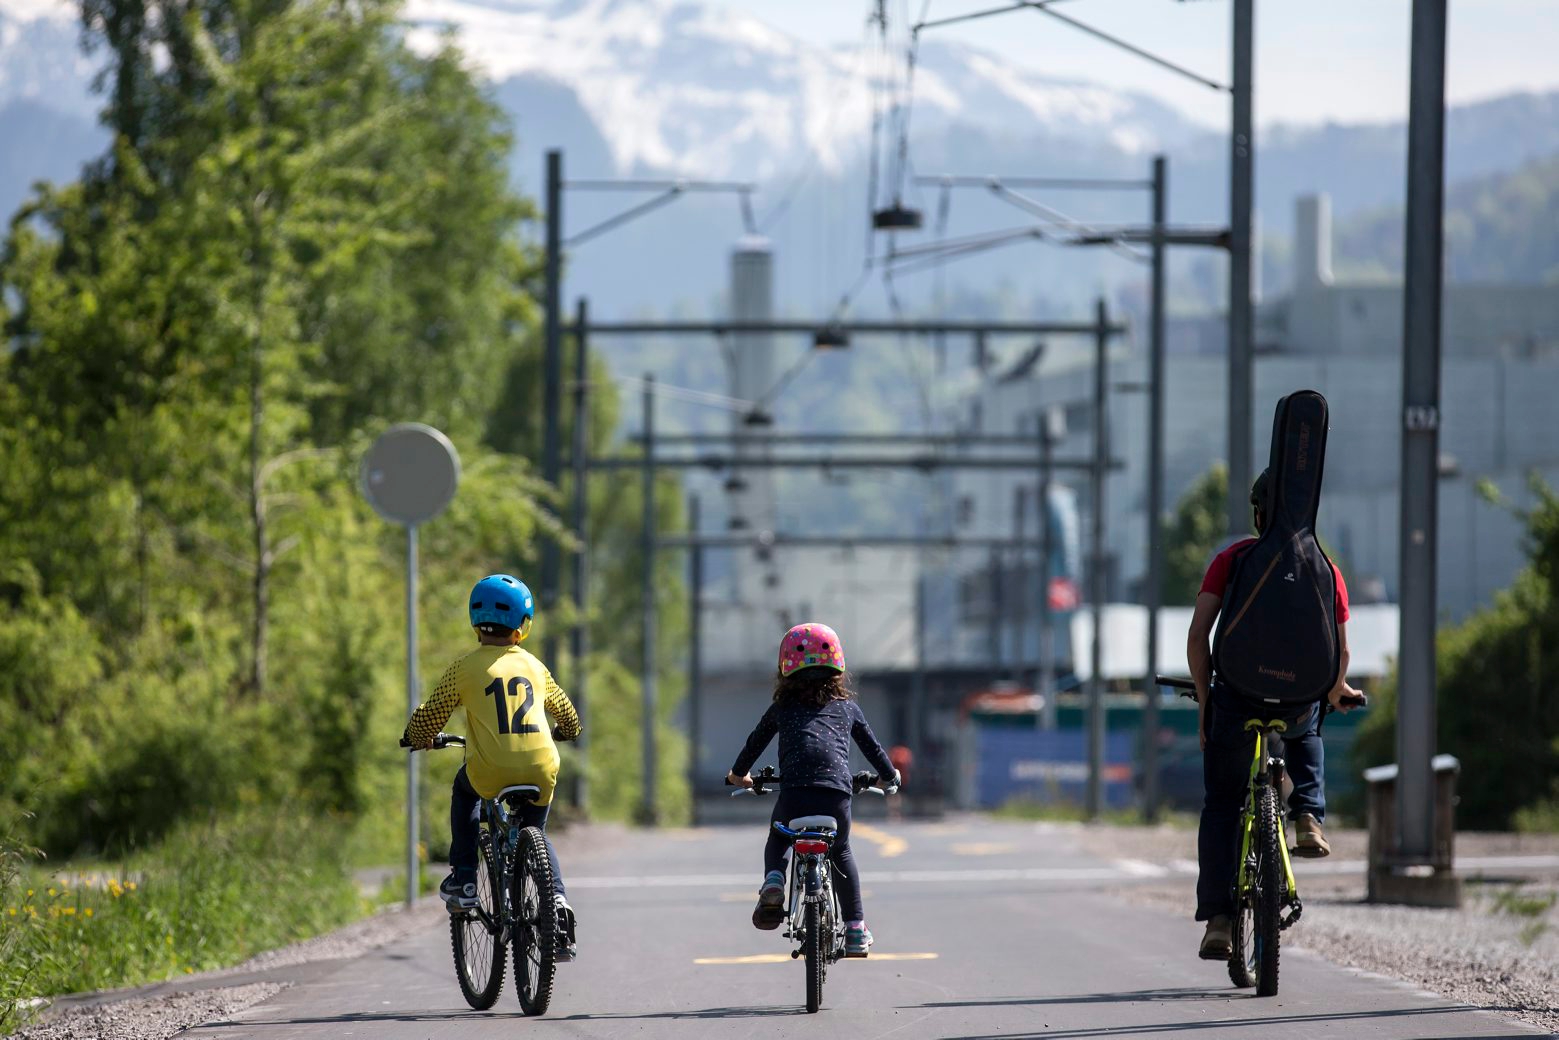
[0,811,374,1034]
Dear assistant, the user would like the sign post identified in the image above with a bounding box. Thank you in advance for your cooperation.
[362,424,461,906]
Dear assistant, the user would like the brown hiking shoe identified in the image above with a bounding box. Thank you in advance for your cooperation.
[1199,915,1233,960]
[1293,813,1331,858]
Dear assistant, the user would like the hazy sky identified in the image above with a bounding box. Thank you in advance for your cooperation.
[722,0,1559,129]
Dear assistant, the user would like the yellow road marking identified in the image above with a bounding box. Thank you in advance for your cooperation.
[853,823,908,858]
[951,843,1017,856]
[695,952,939,965]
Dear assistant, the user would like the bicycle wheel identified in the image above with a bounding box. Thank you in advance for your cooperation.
[1227,883,1257,989]
[512,826,558,1016]
[803,896,824,1014]
[451,831,506,1010]
[1254,783,1284,997]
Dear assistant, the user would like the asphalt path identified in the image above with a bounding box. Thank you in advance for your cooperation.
[184,817,1546,1039]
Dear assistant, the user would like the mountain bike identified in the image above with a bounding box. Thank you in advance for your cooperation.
[1158,676,1364,997]
[402,733,572,1015]
[728,766,898,1013]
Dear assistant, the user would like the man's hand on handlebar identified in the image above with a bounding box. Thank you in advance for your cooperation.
[879,769,902,791]
[1328,683,1368,713]
[726,771,754,789]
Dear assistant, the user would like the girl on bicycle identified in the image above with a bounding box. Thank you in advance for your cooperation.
[726,623,900,957]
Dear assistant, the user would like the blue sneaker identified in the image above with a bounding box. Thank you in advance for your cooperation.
[845,923,873,957]
[752,871,785,930]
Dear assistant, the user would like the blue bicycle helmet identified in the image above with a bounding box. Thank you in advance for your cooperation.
[468,574,535,638]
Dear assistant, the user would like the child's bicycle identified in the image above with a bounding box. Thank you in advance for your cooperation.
[728,766,899,1013]
[1158,676,1364,997]
[401,732,574,1015]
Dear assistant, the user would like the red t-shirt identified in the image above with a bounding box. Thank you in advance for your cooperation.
[1199,538,1350,622]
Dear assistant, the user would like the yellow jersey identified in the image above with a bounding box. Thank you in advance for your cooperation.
[403,644,581,803]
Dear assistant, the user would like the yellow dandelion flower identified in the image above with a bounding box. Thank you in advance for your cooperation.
[84,908,94,918]
[7,907,15,916]
[165,934,174,945]
[62,906,76,915]
[26,889,33,897]
[126,882,138,891]
[108,879,124,898]
[46,888,55,897]
[184,967,193,974]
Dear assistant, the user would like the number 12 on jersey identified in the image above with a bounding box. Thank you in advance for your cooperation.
[483,676,540,735]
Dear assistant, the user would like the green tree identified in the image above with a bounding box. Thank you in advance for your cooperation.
[1162,463,1231,606]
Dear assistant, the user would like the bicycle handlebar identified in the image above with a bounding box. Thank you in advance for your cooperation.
[399,732,466,750]
[726,767,900,797]
[1153,675,1367,710]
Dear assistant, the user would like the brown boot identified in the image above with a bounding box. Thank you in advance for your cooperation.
[1293,813,1331,858]
[1199,915,1233,960]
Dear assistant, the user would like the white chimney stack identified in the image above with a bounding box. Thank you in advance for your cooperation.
[1293,193,1334,293]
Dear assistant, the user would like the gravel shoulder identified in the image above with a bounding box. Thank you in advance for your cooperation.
[1067,821,1559,1036]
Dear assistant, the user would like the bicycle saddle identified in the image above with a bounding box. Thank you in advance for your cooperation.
[496,784,543,806]
[788,815,838,833]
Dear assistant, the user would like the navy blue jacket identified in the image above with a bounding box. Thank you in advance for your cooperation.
[731,698,896,795]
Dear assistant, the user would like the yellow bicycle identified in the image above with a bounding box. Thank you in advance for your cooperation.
[1158,676,1359,996]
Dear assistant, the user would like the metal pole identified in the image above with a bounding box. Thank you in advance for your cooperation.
[1012,487,1028,680]
[1396,0,1448,866]
[987,546,1002,670]
[405,524,419,906]
[570,297,590,813]
[1143,155,1168,822]
[1087,299,1109,820]
[688,493,704,825]
[1226,0,1255,538]
[912,570,927,752]
[1038,414,1057,730]
[640,375,659,825]
[542,149,564,671]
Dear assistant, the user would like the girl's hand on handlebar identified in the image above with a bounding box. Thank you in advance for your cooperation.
[727,771,754,789]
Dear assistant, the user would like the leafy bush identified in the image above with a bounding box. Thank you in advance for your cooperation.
[1352,480,1559,830]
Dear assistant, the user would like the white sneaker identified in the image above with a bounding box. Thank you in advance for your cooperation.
[555,894,577,962]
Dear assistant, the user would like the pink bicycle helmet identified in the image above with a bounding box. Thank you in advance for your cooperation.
[778,623,846,678]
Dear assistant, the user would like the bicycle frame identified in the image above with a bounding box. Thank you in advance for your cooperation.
[1235,720,1299,908]
[772,823,844,962]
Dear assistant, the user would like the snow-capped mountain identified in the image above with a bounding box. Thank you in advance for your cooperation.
[400,0,1202,178]
[1,0,1203,181]
[0,0,95,118]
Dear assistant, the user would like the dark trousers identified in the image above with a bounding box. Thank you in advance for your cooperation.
[764,786,863,922]
[1195,687,1324,921]
[451,766,566,897]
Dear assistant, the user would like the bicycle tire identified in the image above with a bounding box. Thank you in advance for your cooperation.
[451,831,506,1010]
[512,826,558,1016]
[803,896,824,1013]
[1254,783,1284,997]
[1228,897,1257,989]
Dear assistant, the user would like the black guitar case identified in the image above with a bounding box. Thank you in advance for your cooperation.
[1212,390,1340,705]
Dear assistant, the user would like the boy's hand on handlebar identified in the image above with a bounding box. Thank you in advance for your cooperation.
[880,769,902,790]
[726,771,754,789]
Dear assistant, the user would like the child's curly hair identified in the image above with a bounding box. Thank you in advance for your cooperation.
[773,666,854,708]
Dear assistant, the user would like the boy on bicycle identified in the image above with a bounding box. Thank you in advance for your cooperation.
[403,574,581,956]
[1187,471,1364,959]
[726,623,900,957]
